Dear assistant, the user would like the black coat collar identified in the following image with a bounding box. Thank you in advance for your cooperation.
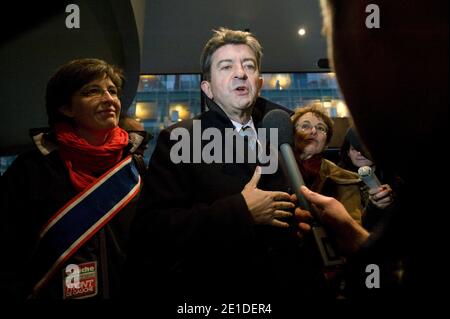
[204,96,293,128]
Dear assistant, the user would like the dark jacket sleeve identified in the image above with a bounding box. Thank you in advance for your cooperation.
[128,128,256,273]
[0,151,74,299]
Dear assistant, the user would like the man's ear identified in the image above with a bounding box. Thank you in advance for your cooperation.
[59,104,74,118]
[258,76,263,88]
[201,81,213,99]
[257,77,263,96]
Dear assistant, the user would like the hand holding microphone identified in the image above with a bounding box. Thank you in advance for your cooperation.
[297,186,369,255]
[358,166,394,209]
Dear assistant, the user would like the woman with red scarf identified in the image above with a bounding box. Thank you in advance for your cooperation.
[291,105,362,224]
[0,58,145,299]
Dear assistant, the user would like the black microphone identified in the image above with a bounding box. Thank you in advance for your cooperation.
[358,166,381,191]
[262,109,344,267]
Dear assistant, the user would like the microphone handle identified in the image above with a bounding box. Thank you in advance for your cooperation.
[360,174,381,191]
[279,144,311,211]
[279,143,344,267]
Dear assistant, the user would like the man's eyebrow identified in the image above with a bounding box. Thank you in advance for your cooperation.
[242,58,256,64]
[216,59,233,66]
[216,58,256,66]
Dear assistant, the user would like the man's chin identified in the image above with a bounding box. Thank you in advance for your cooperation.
[235,98,256,110]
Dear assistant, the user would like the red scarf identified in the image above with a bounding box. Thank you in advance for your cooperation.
[297,154,323,187]
[55,122,129,191]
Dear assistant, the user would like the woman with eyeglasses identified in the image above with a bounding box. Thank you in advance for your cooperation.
[291,104,363,225]
[0,58,145,299]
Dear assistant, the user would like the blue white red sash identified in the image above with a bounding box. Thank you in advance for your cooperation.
[30,155,141,297]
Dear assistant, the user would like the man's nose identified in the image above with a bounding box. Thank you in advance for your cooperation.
[234,64,247,79]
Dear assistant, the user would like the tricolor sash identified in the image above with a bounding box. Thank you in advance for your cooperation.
[30,155,141,297]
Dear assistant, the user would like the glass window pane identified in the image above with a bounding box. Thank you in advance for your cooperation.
[130,74,201,164]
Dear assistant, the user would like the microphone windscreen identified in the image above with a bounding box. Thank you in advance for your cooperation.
[358,166,372,177]
[262,109,293,147]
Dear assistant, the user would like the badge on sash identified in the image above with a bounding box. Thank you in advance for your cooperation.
[62,261,98,299]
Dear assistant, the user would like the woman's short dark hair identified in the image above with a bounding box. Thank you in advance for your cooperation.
[291,103,334,144]
[200,27,263,81]
[45,58,124,127]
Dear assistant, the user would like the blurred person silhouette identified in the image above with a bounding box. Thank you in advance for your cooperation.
[295,0,448,300]
[0,58,145,299]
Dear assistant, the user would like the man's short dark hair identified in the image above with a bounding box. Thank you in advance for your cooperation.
[200,27,263,81]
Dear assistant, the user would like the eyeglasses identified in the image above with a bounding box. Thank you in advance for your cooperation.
[79,86,120,99]
[295,122,328,134]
